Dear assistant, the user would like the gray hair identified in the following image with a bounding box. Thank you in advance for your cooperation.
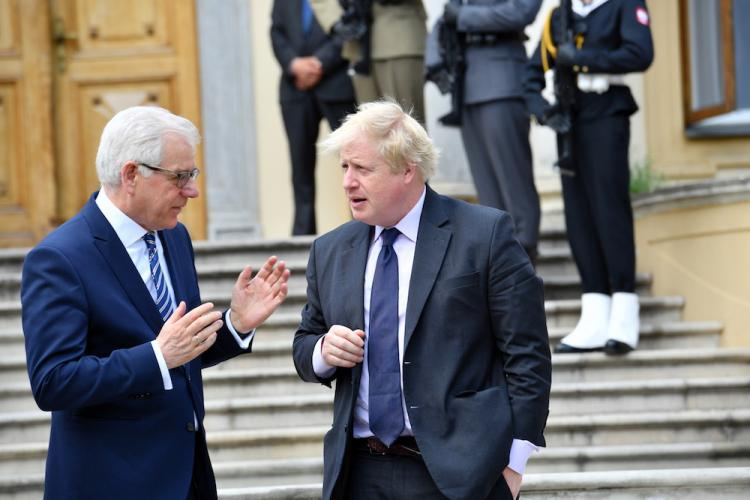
[95,106,200,186]
[320,99,438,180]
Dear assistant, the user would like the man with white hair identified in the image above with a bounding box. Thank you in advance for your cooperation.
[293,100,551,499]
[21,106,290,499]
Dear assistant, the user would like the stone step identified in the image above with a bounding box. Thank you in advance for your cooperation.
[214,467,750,499]
[528,441,750,473]
[550,376,750,416]
[5,374,750,442]
[0,348,750,411]
[0,249,25,275]
[521,467,750,499]
[192,237,314,269]
[548,320,723,350]
[0,253,606,303]
[0,294,686,347]
[5,443,749,498]
[552,347,750,383]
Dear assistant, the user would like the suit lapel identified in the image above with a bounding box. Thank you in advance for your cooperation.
[404,187,451,349]
[83,194,164,337]
[160,229,188,305]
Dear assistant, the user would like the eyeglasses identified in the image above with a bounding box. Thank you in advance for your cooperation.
[139,162,200,189]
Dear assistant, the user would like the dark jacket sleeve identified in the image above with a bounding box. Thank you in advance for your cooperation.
[574,0,654,73]
[270,0,299,77]
[488,213,551,446]
[292,239,337,386]
[523,39,552,120]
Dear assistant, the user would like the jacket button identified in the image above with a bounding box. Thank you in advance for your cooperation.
[186,422,196,432]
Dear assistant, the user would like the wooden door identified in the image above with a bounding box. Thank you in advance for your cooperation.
[51,0,206,238]
[0,0,56,247]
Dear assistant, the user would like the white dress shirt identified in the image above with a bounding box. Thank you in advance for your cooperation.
[312,187,538,474]
[95,189,253,392]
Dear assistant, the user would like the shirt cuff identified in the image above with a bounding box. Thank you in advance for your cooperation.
[225,310,255,349]
[150,340,173,390]
[507,439,539,475]
[312,335,336,378]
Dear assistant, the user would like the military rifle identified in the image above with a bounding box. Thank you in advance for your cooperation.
[552,0,576,176]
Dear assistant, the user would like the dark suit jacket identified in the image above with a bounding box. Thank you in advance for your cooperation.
[293,186,551,500]
[270,0,355,103]
[21,193,251,499]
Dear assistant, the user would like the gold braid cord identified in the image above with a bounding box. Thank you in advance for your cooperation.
[541,7,584,73]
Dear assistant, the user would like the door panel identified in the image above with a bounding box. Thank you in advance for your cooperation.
[52,0,205,237]
[0,0,55,247]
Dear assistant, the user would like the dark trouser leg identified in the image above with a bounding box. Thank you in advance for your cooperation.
[281,94,322,235]
[187,430,217,500]
[461,100,540,252]
[566,115,635,293]
[343,448,513,499]
[320,99,358,132]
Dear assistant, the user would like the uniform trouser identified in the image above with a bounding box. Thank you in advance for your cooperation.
[281,94,356,235]
[461,99,540,252]
[351,56,425,123]
[561,114,635,294]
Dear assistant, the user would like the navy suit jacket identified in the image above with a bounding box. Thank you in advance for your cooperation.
[21,193,250,499]
[293,186,551,500]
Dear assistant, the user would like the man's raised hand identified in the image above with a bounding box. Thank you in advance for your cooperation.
[230,256,290,333]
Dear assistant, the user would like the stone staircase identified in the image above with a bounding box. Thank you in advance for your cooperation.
[0,227,749,499]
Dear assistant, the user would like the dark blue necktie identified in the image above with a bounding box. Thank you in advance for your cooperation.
[301,0,313,35]
[368,227,404,446]
[143,232,174,322]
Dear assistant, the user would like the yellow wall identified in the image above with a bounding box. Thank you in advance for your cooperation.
[644,1,750,179]
[250,0,350,239]
[635,198,750,347]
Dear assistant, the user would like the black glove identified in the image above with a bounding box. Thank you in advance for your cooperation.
[543,105,572,134]
[425,65,453,95]
[443,3,460,27]
[555,42,578,67]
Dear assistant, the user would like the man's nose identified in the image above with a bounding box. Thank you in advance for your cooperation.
[180,178,200,198]
[342,168,356,189]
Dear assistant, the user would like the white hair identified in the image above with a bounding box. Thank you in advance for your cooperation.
[95,106,200,186]
[320,99,439,180]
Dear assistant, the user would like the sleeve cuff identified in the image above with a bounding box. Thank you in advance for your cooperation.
[507,439,539,475]
[312,335,336,378]
[150,340,173,390]
[225,310,254,350]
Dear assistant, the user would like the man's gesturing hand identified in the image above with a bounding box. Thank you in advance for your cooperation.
[502,467,523,499]
[321,325,365,368]
[157,302,223,369]
[230,256,290,333]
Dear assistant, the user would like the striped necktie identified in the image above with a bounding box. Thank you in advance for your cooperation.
[143,232,174,322]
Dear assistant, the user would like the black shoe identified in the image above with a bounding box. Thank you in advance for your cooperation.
[603,339,634,356]
[554,342,604,354]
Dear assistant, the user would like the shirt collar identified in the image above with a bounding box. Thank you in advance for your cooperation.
[373,186,426,244]
[95,188,151,248]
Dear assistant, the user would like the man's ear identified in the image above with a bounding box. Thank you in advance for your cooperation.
[121,162,140,192]
[403,162,418,184]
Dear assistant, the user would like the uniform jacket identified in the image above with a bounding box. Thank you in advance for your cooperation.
[524,0,654,121]
[292,186,551,500]
[456,0,543,105]
[21,193,251,499]
[271,0,355,103]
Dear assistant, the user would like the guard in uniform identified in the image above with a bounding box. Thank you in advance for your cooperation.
[438,0,543,263]
[524,0,654,354]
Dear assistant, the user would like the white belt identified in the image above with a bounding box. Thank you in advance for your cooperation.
[577,74,626,93]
